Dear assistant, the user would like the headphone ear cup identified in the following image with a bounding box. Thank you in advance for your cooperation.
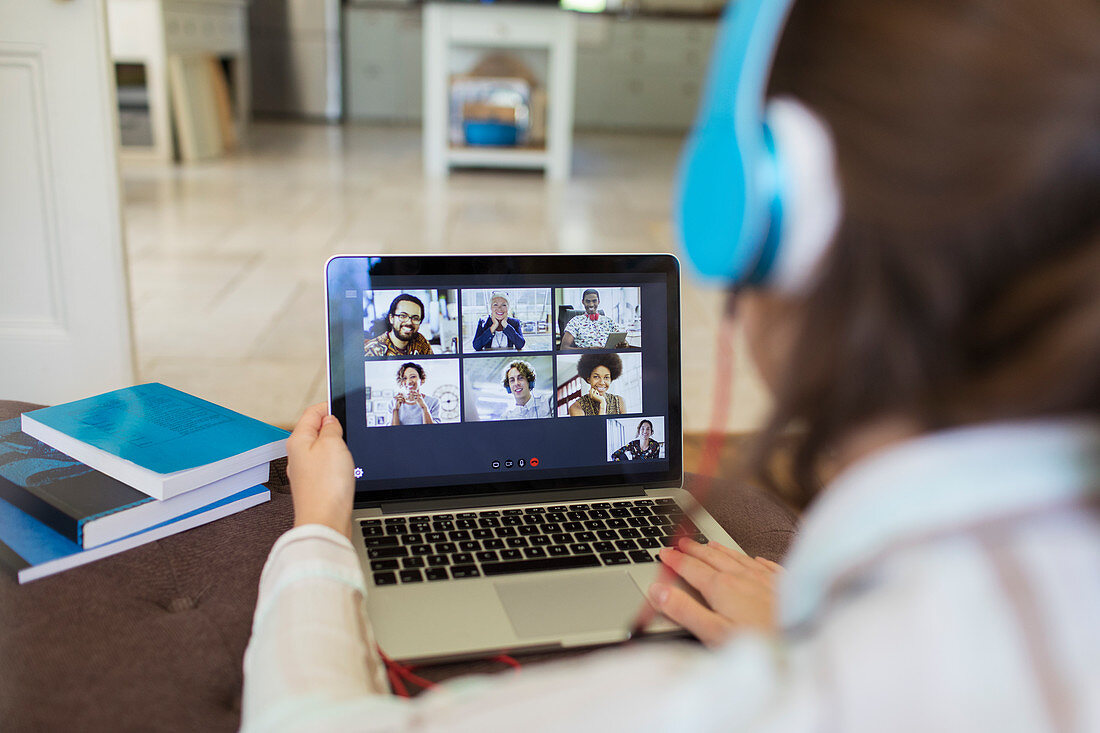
[762,98,843,294]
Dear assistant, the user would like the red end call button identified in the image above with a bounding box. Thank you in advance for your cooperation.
[529,457,539,467]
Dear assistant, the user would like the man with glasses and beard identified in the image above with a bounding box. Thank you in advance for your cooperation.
[365,294,434,357]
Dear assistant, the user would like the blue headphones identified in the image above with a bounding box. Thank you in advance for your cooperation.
[677,0,841,292]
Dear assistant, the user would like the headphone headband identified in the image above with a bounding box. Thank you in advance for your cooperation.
[676,0,797,284]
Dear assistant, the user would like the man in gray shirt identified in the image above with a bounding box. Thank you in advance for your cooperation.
[388,362,440,425]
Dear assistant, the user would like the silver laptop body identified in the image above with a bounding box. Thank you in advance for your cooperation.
[326,254,742,664]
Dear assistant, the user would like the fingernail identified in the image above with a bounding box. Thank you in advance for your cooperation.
[323,415,335,425]
[649,583,669,606]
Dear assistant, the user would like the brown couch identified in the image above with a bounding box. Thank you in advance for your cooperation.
[0,400,798,732]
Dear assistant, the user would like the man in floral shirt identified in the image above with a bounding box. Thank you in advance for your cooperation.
[560,289,627,349]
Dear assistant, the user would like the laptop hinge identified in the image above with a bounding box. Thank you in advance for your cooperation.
[375,486,648,515]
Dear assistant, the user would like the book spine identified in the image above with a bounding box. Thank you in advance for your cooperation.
[0,536,30,578]
[0,474,80,543]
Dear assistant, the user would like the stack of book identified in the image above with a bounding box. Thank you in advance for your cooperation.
[0,383,289,583]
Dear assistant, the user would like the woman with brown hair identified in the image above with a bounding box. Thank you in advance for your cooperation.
[242,0,1100,729]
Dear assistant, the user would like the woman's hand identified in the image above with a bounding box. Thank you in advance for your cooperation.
[648,538,782,646]
[286,403,356,539]
[589,386,606,414]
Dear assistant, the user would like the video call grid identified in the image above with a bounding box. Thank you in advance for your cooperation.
[361,284,649,428]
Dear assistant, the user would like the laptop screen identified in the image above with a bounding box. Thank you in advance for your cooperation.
[326,255,682,504]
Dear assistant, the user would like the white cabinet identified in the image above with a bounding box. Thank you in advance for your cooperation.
[343,9,715,132]
[343,6,422,122]
[574,15,715,131]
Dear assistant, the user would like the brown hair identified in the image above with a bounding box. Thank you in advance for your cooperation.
[752,0,1100,507]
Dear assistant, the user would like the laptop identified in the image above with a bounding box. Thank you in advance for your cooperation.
[325,254,742,663]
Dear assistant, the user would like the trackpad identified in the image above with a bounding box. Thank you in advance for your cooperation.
[495,573,643,639]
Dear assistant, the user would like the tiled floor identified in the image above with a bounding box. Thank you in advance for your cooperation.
[122,121,771,431]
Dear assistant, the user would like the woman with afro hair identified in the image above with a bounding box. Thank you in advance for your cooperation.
[568,352,627,416]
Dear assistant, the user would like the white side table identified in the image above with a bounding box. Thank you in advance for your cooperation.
[107,0,250,162]
[422,3,577,181]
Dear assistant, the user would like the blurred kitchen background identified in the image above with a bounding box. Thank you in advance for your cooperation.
[106,0,770,440]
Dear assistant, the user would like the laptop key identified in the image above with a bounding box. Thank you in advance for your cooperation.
[615,539,638,551]
[432,514,454,521]
[472,529,494,540]
[402,556,426,568]
[500,549,522,561]
[569,543,593,554]
[425,568,449,581]
[612,501,633,508]
[629,551,654,564]
[371,559,399,571]
[433,521,455,531]
[435,542,457,554]
[480,555,601,576]
[523,515,543,525]
[373,572,398,585]
[606,519,627,529]
[385,524,408,535]
[585,520,606,530]
[619,528,641,539]
[655,498,675,505]
[525,506,545,513]
[550,533,572,545]
[593,541,615,553]
[562,522,583,532]
[480,510,500,517]
[574,531,597,542]
[479,517,500,528]
[451,565,480,579]
[600,552,630,566]
[452,553,474,565]
[571,503,591,511]
[368,547,408,559]
[627,517,649,528]
[496,526,518,537]
[502,516,523,526]
[411,544,433,556]
[566,511,587,521]
[610,508,631,518]
[426,532,447,543]
[597,530,618,541]
[503,509,523,516]
[361,525,383,537]
[364,536,399,548]
[456,519,477,530]
[399,569,424,583]
[642,526,664,537]
[638,537,660,549]
[548,545,570,556]
[457,512,476,519]
[484,539,505,550]
[589,509,610,519]
[459,540,480,552]
[523,546,546,558]
[449,530,471,541]
[475,550,499,562]
[401,534,424,545]
[362,519,382,527]
[384,517,407,524]
[636,499,654,506]
[409,522,431,532]
[530,535,551,546]
[592,502,611,509]
[427,555,450,566]
[631,506,653,516]
[506,537,528,548]
[542,523,562,534]
[518,525,540,536]
[545,512,566,523]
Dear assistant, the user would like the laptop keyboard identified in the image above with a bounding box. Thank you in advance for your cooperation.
[360,497,707,586]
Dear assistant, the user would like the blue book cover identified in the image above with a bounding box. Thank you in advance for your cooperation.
[22,383,288,475]
[0,417,153,544]
[0,484,269,582]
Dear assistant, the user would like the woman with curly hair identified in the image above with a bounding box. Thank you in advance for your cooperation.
[568,352,627,416]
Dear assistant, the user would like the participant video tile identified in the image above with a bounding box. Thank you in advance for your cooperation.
[364,358,461,427]
[364,289,459,357]
[462,355,555,422]
[460,288,553,353]
[555,351,642,417]
[607,416,666,461]
[555,286,641,351]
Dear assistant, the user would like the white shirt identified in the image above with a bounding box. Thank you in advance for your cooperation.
[564,314,623,349]
[500,393,552,420]
[242,419,1100,732]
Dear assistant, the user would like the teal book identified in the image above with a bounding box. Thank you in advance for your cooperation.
[0,417,269,548]
[21,383,288,500]
[0,484,270,584]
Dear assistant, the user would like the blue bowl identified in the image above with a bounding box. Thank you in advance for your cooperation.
[464,120,519,147]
